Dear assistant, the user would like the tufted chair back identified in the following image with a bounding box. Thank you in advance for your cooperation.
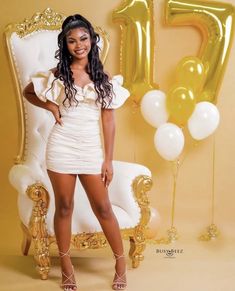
[11,28,60,175]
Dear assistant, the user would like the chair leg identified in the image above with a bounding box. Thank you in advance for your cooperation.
[26,182,51,280]
[21,222,32,256]
[129,175,152,268]
[31,234,50,280]
[129,232,146,268]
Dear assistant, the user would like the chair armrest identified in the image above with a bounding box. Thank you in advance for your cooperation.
[110,161,152,216]
[8,164,45,195]
[112,160,151,180]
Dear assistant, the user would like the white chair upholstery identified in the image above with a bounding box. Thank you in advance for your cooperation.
[10,161,151,234]
[5,8,155,280]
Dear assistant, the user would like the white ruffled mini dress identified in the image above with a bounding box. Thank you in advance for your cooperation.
[30,70,130,174]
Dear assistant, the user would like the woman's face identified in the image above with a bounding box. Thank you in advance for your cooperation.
[66,27,91,60]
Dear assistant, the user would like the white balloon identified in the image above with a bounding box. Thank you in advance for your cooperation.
[140,90,169,128]
[154,123,185,161]
[188,102,220,140]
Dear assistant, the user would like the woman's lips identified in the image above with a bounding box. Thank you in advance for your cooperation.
[74,49,85,55]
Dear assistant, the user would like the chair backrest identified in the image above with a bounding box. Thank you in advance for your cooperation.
[4,8,109,173]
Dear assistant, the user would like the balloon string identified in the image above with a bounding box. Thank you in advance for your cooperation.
[170,159,180,228]
[211,135,216,224]
[198,135,219,241]
[178,127,199,170]
[170,137,199,228]
[169,134,199,229]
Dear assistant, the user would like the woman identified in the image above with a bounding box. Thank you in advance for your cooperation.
[23,14,130,291]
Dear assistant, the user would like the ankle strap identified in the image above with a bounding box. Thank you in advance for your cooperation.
[59,247,71,258]
[113,252,125,260]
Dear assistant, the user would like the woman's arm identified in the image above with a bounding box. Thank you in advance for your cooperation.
[101,108,115,187]
[23,81,63,126]
[23,82,54,111]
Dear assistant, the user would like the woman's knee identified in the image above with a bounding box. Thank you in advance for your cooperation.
[93,202,113,220]
[55,198,74,217]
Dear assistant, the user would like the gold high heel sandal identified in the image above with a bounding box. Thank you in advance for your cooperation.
[112,252,127,290]
[59,248,77,291]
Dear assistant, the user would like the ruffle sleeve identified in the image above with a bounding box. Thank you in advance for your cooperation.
[30,70,63,105]
[103,74,130,109]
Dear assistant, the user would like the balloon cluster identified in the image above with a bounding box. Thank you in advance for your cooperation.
[141,56,220,161]
[112,0,234,162]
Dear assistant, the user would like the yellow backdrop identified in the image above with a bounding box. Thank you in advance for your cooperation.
[1,0,235,254]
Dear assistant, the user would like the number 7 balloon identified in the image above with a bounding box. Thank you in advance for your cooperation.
[165,0,235,104]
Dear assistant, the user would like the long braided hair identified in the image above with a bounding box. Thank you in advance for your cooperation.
[48,14,114,108]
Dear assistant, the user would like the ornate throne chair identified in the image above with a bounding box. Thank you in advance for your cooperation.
[5,8,155,280]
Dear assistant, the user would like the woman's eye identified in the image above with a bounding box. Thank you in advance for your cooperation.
[67,37,88,44]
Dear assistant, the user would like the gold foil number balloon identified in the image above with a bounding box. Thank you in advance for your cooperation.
[112,0,159,105]
[166,0,235,104]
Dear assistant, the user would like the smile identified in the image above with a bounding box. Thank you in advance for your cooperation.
[74,49,86,55]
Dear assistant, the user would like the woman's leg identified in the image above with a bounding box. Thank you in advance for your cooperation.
[78,173,126,289]
[47,169,77,291]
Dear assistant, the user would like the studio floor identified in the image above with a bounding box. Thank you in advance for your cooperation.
[0,233,234,291]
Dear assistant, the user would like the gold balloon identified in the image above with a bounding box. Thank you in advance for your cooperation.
[167,86,195,126]
[112,0,159,105]
[166,0,235,104]
[176,56,207,96]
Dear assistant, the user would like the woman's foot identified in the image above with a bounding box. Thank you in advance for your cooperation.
[112,253,127,290]
[59,248,77,291]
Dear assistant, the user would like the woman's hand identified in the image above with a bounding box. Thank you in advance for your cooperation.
[101,160,113,188]
[49,103,63,126]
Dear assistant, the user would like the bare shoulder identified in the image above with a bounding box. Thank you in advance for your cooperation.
[50,67,58,77]
[50,67,57,73]
[104,70,112,81]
